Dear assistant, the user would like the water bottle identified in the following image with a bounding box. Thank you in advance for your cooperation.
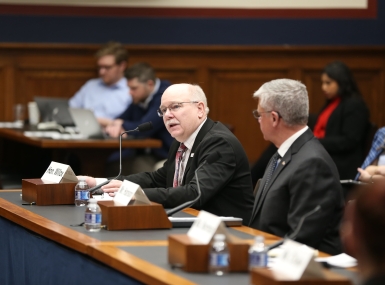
[84,199,102,232]
[74,178,90,206]
[249,235,268,270]
[208,234,229,276]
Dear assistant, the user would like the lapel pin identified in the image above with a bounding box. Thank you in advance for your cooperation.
[282,161,286,165]
[190,153,194,157]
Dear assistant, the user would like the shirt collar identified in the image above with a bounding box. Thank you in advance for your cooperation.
[138,78,160,109]
[183,118,207,150]
[277,126,309,157]
[98,77,127,89]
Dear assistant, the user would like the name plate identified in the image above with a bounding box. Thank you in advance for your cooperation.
[187,210,227,244]
[272,239,324,280]
[41,161,78,183]
[114,180,151,206]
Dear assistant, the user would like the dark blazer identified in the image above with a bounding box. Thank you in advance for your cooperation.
[317,97,370,180]
[123,118,255,225]
[249,129,344,255]
[117,80,172,158]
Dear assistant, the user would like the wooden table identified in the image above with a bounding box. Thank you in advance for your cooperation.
[0,128,162,177]
[0,190,284,285]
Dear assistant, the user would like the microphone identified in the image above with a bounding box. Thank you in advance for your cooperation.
[88,121,153,194]
[166,151,222,216]
[267,205,321,251]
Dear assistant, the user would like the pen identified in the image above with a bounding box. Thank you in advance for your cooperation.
[22,202,36,205]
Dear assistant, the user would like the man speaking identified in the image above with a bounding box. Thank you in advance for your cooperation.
[83,84,254,224]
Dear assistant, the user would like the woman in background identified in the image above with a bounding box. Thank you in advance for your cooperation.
[314,61,370,180]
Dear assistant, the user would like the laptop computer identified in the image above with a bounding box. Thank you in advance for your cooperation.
[69,108,108,139]
[34,96,75,127]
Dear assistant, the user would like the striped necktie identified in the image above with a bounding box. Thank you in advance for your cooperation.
[173,143,187,187]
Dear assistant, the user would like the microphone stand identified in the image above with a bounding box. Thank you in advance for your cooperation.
[166,151,221,216]
[88,122,153,194]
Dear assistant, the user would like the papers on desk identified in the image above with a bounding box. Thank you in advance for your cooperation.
[24,131,85,140]
[0,121,23,128]
[169,216,242,228]
[315,253,357,268]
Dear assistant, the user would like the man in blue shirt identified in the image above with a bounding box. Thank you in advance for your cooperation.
[105,62,172,175]
[69,42,131,128]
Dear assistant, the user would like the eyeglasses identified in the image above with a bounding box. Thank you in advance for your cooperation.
[252,110,282,120]
[97,64,117,71]
[157,101,198,117]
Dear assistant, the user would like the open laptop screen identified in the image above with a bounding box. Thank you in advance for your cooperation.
[34,96,75,127]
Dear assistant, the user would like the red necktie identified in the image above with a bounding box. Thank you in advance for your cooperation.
[173,143,187,187]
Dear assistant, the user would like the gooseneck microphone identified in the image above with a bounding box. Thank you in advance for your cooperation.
[166,151,222,216]
[267,205,322,251]
[88,121,153,194]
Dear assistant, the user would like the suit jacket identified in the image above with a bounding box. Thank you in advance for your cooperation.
[317,97,369,180]
[249,129,344,255]
[122,118,255,225]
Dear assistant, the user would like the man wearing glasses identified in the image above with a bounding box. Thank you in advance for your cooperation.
[249,79,344,255]
[69,41,131,128]
[84,83,254,224]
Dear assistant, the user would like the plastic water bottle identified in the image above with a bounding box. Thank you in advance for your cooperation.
[84,199,102,232]
[249,235,268,270]
[208,234,229,276]
[74,178,90,206]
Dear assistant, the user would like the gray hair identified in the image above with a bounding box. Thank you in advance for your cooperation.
[253,79,308,126]
[189,84,210,114]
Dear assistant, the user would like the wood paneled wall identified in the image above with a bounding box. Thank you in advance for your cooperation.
[1,44,384,162]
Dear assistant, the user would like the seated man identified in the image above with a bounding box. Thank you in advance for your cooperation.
[69,41,131,127]
[105,62,172,174]
[356,127,385,182]
[249,79,344,255]
[84,83,255,224]
[341,180,385,285]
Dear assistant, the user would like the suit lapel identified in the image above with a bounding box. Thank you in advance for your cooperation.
[182,118,215,184]
[250,129,314,224]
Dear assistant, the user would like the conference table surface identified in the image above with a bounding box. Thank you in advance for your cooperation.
[0,189,303,285]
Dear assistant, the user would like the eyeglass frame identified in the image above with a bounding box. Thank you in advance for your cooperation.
[157,101,199,117]
[252,109,282,120]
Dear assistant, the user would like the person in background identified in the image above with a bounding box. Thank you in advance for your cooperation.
[105,62,172,174]
[69,41,131,127]
[314,61,370,180]
[249,79,344,255]
[341,180,385,285]
[83,83,255,224]
[356,127,385,182]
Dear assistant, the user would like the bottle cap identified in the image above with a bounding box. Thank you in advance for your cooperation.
[255,235,264,243]
[213,234,226,241]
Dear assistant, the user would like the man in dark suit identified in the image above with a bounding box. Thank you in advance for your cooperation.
[249,79,344,255]
[85,83,254,224]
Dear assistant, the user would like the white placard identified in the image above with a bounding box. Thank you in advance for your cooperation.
[114,180,151,206]
[272,240,324,280]
[187,210,227,244]
[41,161,78,183]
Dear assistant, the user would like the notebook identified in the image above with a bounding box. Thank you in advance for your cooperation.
[34,96,75,127]
[69,108,108,139]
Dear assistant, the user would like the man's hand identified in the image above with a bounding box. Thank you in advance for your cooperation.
[77,176,97,187]
[97,117,113,128]
[357,168,372,182]
[105,119,124,138]
[101,179,123,197]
